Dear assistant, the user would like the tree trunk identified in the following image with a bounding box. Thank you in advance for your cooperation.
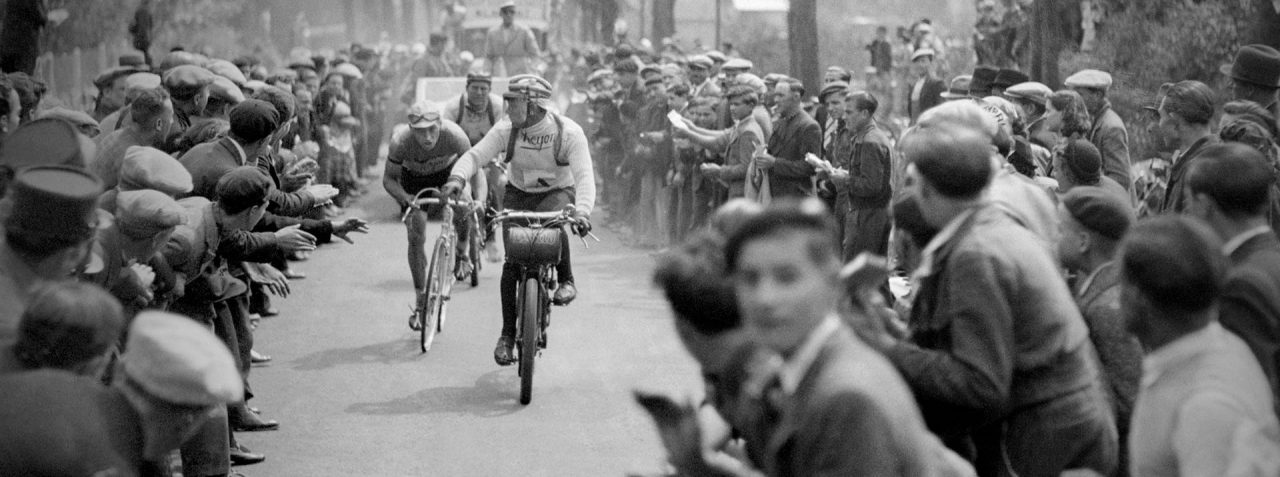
[344,0,359,46]
[600,0,618,46]
[788,0,820,94]
[1252,0,1280,50]
[403,0,418,44]
[1030,0,1062,88]
[653,0,676,43]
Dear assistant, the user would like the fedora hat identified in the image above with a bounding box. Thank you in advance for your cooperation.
[940,75,973,100]
[1220,44,1280,88]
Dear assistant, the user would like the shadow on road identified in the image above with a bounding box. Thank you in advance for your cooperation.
[343,370,525,417]
[290,339,427,371]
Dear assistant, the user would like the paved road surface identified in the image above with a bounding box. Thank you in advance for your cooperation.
[239,184,701,476]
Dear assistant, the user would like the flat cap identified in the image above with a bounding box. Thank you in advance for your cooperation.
[215,166,273,213]
[0,118,96,173]
[332,62,364,80]
[3,166,101,242]
[640,63,662,77]
[1064,69,1113,89]
[121,311,242,406]
[911,48,936,62]
[93,66,142,90]
[115,189,186,239]
[38,107,99,131]
[205,59,247,86]
[407,100,442,129]
[763,73,787,86]
[1062,185,1132,240]
[158,51,201,72]
[242,80,269,95]
[465,72,492,85]
[705,50,727,64]
[228,99,279,143]
[587,69,613,84]
[687,55,712,70]
[163,65,216,96]
[123,72,162,91]
[1003,81,1052,105]
[207,75,246,105]
[644,76,664,87]
[119,146,193,195]
[721,58,753,71]
[818,81,849,101]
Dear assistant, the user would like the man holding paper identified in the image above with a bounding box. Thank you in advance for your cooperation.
[828,91,893,260]
[673,85,765,200]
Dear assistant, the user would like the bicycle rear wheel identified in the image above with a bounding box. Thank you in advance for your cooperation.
[420,240,448,352]
[518,277,540,405]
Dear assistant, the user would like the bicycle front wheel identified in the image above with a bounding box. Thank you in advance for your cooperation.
[420,240,449,352]
[468,211,483,287]
[518,277,540,405]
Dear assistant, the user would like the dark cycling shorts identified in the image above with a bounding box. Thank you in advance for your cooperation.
[503,185,576,213]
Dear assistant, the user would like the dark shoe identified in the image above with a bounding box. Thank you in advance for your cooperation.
[454,257,473,281]
[552,281,577,306]
[231,407,279,432]
[494,336,515,366]
[250,350,272,366]
[230,443,266,466]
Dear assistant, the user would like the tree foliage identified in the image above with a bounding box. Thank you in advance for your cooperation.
[42,0,134,53]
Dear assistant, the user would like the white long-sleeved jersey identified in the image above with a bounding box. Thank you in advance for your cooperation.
[449,113,596,214]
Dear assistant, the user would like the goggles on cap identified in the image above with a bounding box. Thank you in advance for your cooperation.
[505,74,552,100]
[408,111,441,124]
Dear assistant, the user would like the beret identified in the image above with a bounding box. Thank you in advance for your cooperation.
[991,68,1030,89]
[207,75,245,104]
[1064,69,1113,89]
[332,62,364,80]
[705,50,727,63]
[228,99,279,143]
[115,189,186,239]
[121,311,242,406]
[123,72,162,92]
[1003,81,1053,105]
[686,55,712,69]
[163,65,216,95]
[911,48,936,62]
[1063,138,1103,184]
[3,165,101,242]
[38,107,99,130]
[204,59,247,86]
[215,166,272,213]
[1062,185,1132,240]
[93,66,142,90]
[818,81,849,101]
[722,58,753,71]
[119,146,193,195]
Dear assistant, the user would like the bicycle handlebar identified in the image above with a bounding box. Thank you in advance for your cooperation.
[400,188,476,223]
[490,205,600,248]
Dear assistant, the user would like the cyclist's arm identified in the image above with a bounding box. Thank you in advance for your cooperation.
[563,124,596,215]
[449,120,509,183]
[383,159,413,208]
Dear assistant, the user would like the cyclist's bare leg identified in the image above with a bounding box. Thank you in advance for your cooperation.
[406,208,429,293]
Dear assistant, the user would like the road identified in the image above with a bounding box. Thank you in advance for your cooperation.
[239,183,702,476]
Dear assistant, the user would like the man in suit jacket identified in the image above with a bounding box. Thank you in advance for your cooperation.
[1066,69,1133,191]
[758,78,821,198]
[907,49,946,125]
[723,199,952,476]
[1185,142,1280,417]
[875,124,1116,476]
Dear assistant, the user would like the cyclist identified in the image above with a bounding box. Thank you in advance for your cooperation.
[384,100,485,329]
[442,74,595,366]
[444,72,507,260]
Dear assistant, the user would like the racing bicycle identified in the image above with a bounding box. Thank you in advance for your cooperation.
[401,187,482,352]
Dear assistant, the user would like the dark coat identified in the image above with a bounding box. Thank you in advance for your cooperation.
[1075,261,1144,438]
[1158,135,1218,214]
[1088,104,1132,190]
[1221,229,1280,418]
[766,108,821,198]
[908,78,947,124]
[764,326,939,477]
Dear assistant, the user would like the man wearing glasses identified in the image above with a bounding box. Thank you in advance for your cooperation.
[384,100,484,327]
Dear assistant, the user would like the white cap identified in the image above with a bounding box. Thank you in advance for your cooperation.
[121,311,242,406]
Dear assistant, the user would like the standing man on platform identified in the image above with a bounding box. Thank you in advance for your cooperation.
[484,2,541,77]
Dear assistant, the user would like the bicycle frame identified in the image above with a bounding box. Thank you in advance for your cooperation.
[403,188,476,352]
